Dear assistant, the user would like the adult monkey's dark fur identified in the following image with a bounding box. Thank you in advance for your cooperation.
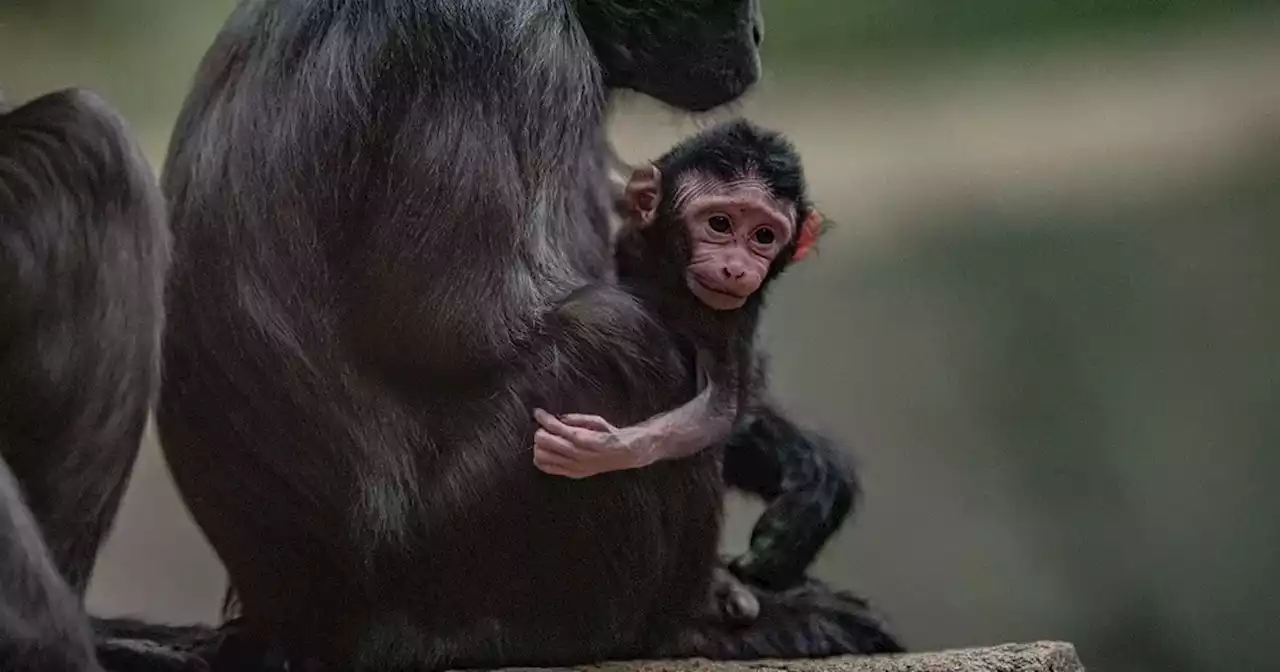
[0,89,167,672]
[144,0,901,670]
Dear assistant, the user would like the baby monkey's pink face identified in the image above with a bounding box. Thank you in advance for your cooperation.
[678,176,795,309]
[623,165,798,311]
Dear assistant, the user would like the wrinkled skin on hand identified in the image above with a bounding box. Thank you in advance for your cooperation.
[532,409,659,479]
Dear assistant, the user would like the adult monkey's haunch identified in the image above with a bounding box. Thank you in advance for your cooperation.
[159,1,899,670]
[0,90,167,672]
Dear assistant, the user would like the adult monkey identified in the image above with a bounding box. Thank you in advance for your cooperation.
[159,1,901,670]
[0,88,170,671]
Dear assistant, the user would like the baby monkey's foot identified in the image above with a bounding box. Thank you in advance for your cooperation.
[707,565,760,626]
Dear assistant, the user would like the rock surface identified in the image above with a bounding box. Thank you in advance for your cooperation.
[491,642,1085,672]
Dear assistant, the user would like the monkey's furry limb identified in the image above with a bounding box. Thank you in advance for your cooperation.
[92,576,902,672]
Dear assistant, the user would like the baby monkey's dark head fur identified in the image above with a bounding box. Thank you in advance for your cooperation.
[616,119,822,321]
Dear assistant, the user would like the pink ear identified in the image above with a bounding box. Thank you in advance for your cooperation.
[792,211,823,262]
[624,164,662,227]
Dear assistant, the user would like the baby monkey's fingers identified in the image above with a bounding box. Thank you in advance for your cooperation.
[557,414,615,433]
[535,413,623,452]
[533,429,590,460]
[533,451,589,479]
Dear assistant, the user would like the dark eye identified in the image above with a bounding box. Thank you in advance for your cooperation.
[753,228,776,245]
[708,215,732,233]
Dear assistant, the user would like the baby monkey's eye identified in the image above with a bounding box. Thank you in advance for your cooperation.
[708,215,732,233]
[752,228,776,245]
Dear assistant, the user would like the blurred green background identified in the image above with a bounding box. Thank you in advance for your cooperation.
[3,2,1279,671]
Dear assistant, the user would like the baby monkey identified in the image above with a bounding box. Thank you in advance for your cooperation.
[534,119,821,482]
[533,119,823,624]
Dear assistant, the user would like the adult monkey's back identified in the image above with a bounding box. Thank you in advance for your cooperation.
[160,1,898,669]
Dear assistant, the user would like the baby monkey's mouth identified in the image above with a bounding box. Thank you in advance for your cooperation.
[688,275,747,310]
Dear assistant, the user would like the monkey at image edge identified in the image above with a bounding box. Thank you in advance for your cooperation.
[0,87,166,672]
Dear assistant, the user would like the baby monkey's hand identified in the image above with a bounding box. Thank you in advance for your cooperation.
[531,409,658,479]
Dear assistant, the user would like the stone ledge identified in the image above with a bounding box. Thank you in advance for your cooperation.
[494,642,1084,672]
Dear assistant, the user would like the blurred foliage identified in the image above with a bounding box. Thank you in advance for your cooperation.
[762,0,1279,68]
[8,0,1279,74]
[4,0,1274,126]
[844,147,1280,671]
[12,0,1276,55]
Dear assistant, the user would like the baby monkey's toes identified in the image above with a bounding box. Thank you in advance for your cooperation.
[708,565,761,627]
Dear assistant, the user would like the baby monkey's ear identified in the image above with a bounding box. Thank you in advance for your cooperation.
[623,164,662,228]
[792,210,824,262]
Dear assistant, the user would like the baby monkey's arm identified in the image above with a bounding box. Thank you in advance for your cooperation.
[531,349,743,479]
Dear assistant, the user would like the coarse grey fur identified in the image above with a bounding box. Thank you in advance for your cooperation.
[0,88,168,672]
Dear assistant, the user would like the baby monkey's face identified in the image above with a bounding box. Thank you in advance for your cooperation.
[674,176,794,310]
[622,165,799,311]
